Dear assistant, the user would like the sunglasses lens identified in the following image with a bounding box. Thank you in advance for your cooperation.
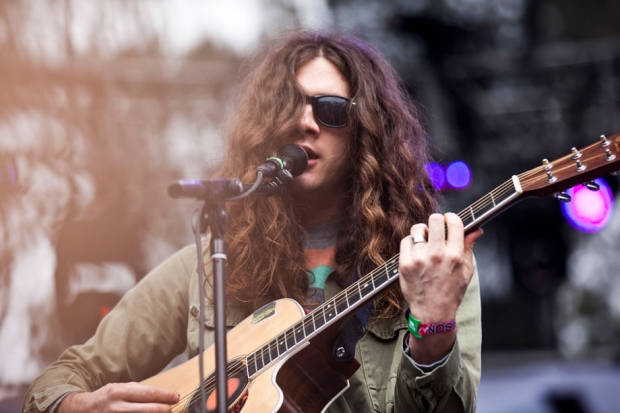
[314,96,349,128]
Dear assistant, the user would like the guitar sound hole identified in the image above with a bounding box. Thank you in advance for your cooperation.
[186,357,249,413]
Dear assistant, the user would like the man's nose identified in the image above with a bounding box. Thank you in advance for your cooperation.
[298,102,320,135]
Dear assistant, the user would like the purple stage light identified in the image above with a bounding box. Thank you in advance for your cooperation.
[445,161,471,189]
[561,178,614,233]
[426,162,446,190]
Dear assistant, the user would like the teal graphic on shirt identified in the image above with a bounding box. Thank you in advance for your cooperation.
[304,265,334,313]
[302,221,339,313]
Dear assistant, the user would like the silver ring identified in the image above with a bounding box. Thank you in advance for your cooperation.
[411,234,426,244]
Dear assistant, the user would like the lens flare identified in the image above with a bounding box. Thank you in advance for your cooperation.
[561,178,614,233]
[446,161,472,189]
[426,162,445,190]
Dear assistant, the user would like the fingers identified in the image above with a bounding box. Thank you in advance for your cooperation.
[121,383,179,405]
[402,213,483,256]
[444,213,464,247]
[410,223,428,244]
[464,228,484,252]
[401,223,427,261]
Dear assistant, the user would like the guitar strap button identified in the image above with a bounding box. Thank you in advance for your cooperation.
[336,347,346,358]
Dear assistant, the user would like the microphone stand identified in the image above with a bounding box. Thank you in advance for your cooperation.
[169,151,303,413]
[177,174,289,413]
[189,178,242,413]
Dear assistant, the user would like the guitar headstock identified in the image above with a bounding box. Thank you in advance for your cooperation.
[518,133,620,198]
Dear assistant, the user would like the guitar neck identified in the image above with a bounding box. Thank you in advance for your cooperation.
[244,132,620,386]
[245,175,524,379]
[460,175,523,233]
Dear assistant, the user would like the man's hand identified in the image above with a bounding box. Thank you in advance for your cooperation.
[59,382,180,413]
[399,213,483,365]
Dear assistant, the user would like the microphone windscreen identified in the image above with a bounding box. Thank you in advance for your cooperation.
[278,144,308,177]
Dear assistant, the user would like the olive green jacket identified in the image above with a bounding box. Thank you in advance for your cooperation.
[23,243,481,413]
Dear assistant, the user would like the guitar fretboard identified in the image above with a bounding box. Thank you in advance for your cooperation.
[245,176,523,378]
[459,177,522,231]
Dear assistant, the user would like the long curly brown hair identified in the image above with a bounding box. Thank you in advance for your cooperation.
[216,29,439,319]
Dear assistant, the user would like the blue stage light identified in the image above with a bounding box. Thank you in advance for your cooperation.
[426,161,472,191]
[445,161,472,189]
[561,178,614,233]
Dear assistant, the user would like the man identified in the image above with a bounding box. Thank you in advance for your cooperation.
[24,29,483,413]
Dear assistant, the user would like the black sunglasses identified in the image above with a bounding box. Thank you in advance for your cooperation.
[306,95,356,128]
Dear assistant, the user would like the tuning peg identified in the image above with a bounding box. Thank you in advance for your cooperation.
[542,159,556,182]
[554,192,572,202]
[600,134,611,147]
[571,148,586,171]
[605,148,616,161]
[582,181,600,191]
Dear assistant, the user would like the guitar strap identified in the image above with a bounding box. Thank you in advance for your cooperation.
[332,265,372,362]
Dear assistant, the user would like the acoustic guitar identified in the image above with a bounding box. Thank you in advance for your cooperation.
[142,133,620,412]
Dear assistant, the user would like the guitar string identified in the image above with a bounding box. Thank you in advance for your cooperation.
[173,252,407,411]
[171,358,247,412]
[455,180,515,223]
[519,150,612,183]
[516,143,614,183]
[449,179,514,215]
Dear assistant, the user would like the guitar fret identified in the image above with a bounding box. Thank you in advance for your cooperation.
[294,321,305,342]
[277,333,286,355]
[335,294,348,315]
[269,339,278,360]
[254,350,264,371]
[262,343,271,365]
[462,181,518,229]
[285,329,296,349]
[374,263,389,286]
[314,307,326,330]
[303,317,315,336]
[258,347,264,368]
[324,300,336,322]
[247,354,257,376]
[389,259,398,278]
[360,277,373,298]
[348,284,361,306]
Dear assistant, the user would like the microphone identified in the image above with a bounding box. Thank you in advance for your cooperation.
[243,144,308,196]
[256,144,308,178]
[167,145,308,199]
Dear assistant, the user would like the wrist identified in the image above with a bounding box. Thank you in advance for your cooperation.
[57,392,86,413]
[405,309,456,338]
[407,330,456,365]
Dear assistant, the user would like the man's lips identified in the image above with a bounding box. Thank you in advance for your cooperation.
[299,145,319,167]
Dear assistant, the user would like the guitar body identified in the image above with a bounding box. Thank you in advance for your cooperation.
[142,298,359,412]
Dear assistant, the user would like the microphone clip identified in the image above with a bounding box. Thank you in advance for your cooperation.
[260,168,294,195]
[256,156,285,178]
